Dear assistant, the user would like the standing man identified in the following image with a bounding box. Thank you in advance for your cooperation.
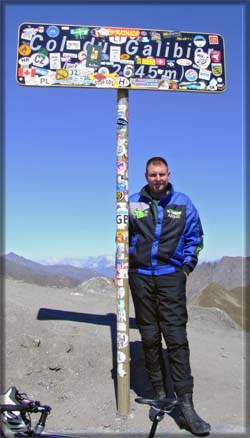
[129,157,210,436]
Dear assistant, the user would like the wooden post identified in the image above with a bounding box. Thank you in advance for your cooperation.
[116,89,130,415]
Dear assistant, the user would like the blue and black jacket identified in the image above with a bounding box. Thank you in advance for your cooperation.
[129,183,203,276]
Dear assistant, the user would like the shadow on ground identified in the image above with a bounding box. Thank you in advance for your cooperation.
[37,308,175,403]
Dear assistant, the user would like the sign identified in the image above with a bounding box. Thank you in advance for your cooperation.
[16,23,226,92]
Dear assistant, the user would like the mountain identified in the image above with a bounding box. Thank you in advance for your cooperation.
[38,255,115,278]
[1,252,102,288]
[2,253,249,295]
[186,256,250,300]
[190,282,249,331]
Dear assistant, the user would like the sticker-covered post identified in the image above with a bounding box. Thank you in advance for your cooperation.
[116,89,130,415]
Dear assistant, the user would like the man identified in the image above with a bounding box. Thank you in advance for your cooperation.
[129,157,210,436]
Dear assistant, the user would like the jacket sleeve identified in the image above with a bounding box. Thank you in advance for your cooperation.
[182,199,204,275]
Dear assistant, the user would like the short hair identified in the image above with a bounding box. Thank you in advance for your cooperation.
[146,157,168,174]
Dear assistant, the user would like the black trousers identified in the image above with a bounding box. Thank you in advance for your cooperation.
[129,271,193,397]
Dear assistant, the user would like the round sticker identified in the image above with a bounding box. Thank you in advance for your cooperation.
[78,51,86,61]
[46,26,60,38]
[185,69,198,82]
[193,35,206,48]
[194,51,211,69]
[19,44,31,56]
[98,67,109,74]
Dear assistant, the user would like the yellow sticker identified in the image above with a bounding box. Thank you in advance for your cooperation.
[120,54,130,60]
[19,44,31,56]
[56,69,69,80]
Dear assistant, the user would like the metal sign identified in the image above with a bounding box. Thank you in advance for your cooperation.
[16,23,226,92]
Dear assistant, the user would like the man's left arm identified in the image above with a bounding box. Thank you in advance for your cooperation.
[182,199,204,276]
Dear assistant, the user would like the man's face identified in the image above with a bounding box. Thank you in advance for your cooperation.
[145,162,170,196]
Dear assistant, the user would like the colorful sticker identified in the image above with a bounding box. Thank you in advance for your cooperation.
[46,26,60,38]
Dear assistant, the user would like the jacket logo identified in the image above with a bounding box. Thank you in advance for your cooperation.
[167,208,182,219]
[133,208,149,219]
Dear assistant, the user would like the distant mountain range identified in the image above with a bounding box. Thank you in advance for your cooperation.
[0,252,111,288]
[1,253,249,331]
[1,253,249,292]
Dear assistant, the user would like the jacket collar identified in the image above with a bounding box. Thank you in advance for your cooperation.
[140,183,173,204]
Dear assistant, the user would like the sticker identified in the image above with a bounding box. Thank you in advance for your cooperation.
[78,51,87,62]
[210,51,222,63]
[117,322,126,332]
[117,332,129,349]
[207,78,218,90]
[21,27,38,41]
[46,26,60,38]
[117,192,125,201]
[116,230,127,243]
[86,45,102,68]
[158,79,169,89]
[117,143,127,159]
[110,46,121,62]
[117,161,127,175]
[155,58,166,66]
[37,75,53,86]
[98,66,109,74]
[116,214,128,229]
[131,78,159,88]
[18,57,32,66]
[89,73,118,87]
[212,63,222,76]
[121,53,130,60]
[118,287,125,299]
[194,52,211,69]
[49,53,61,70]
[118,363,126,377]
[193,35,206,48]
[118,299,125,311]
[178,81,206,90]
[19,44,31,56]
[117,181,128,192]
[18,67,36,77]
[109,36,127,45]
[117,118,128,127]
[70,27,89,38]
[107,28,140,38]
[118,77,130,87]
[199,69,211,81]
[185,69,198,81]
[209,35,219,44]
[35,67,49,76]
[136,57,155,65]
[117,266,128,279]
[56,69,69,80]
[117,351,126,363]
[31,53,49,67]
[66,40,81,50]
[176,58,192,66]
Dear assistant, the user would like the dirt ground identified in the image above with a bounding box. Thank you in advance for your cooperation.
[2,278,248,437]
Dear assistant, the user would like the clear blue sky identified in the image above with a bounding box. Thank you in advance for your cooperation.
[3,1,248,262]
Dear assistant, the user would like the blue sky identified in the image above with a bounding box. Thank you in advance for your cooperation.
[3,1,248,262]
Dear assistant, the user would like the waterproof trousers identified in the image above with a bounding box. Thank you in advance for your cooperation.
[129,271,194,397]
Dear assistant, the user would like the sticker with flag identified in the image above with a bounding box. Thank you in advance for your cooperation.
[18,67,36,77]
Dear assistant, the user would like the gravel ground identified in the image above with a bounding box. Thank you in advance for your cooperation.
[1,278,248,437]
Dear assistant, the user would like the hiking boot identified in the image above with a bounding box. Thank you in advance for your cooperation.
[178,393,211,436]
